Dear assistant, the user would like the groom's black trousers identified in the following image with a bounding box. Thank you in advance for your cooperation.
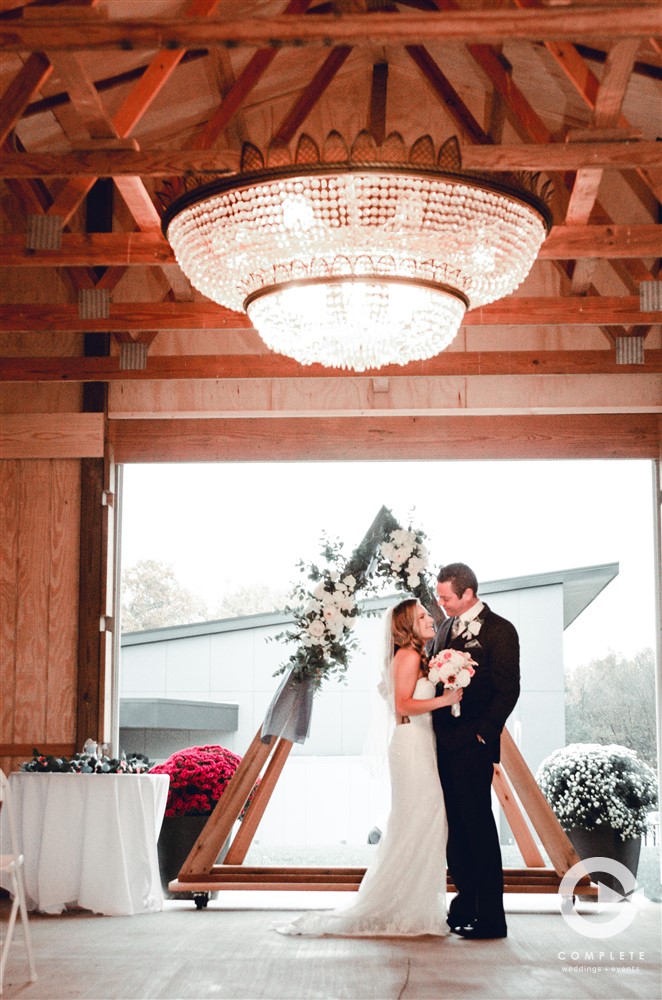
[437,738,506,928]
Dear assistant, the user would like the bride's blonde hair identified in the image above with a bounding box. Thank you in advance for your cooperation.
[391,598,429,669]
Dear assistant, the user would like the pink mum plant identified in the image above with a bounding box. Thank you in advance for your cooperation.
[150,744,243,818]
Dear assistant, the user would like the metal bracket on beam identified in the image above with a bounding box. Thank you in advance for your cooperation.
[615,336,644,365]
[119,341,149,370]
[79,288,110,320]
[371,377,390,393]
[639,280,662,313]
[26,214,63,251]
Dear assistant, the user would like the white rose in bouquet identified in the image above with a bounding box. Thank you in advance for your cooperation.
[307,619,326,639]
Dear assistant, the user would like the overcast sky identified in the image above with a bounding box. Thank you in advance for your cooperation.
[120,458,657,671]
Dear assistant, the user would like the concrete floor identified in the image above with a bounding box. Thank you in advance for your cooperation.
[1,892,660,1000]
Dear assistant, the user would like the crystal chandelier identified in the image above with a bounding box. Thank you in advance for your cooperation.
[162,133,552,371]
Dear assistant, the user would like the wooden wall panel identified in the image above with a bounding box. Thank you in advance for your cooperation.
[0,462,20,751]
[47,460,80,743]
[15,461,51,745]
[0,413,105,459]
[0,458,81,774]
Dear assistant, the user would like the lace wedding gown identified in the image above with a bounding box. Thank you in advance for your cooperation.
[275,677,448,937]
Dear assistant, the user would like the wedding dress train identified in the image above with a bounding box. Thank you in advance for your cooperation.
[275,677,448,937]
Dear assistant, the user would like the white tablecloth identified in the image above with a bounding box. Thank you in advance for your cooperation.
[0,772,169,916]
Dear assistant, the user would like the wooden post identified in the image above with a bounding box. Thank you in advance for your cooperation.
[492,764,546,868]
[223,736,293,866]
[500,728,580,876]
[178,728,274,878]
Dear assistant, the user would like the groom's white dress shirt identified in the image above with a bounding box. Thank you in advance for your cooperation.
[453,600,484,636]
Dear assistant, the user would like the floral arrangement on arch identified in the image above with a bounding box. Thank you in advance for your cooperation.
[536,743,658,841]
[149,744,244,818]
[274,515,435,690]
[375,527,429,592]
[273,536,362,689]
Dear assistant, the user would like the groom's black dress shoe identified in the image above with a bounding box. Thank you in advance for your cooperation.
[457,922,507,940]
[447,919,476,935]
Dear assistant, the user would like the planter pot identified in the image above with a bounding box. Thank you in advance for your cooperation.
[567,826,642,893]
[157,814,230,900]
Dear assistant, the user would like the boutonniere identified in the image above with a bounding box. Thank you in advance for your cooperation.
[460,615,484,648]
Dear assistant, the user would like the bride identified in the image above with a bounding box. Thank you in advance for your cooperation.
[275,598,462,937]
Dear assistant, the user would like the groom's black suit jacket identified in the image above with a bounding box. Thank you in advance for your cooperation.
[431,603,520,763]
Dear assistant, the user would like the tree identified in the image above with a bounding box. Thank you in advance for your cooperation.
[210,583,288,620]
[121,560,208,632]
[565,648,658,769]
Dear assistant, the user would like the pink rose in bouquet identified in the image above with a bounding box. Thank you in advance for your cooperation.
[428,649,477,717]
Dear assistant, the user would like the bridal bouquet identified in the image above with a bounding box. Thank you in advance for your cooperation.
[428,649,477,717]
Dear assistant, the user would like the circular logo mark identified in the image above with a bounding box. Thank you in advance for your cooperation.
[558,856,639,939]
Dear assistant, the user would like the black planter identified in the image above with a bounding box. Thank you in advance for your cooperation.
[567,826,642,893]
[157,814,230,899]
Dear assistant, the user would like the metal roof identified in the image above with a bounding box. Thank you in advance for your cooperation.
[122,562,618,644]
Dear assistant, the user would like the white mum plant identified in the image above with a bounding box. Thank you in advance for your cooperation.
[536,743,658,841]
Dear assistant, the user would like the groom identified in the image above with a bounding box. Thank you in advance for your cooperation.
[431,562,520,940]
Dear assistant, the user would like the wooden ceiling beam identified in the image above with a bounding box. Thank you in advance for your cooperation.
[565,38,640,228]
[1,224,660,266]
[2,7,659,52]
[107,370,662,418]
[2,350,660,384]
[273,45,352,145]
[1,142,98,291]
[32,2,221,298]
[566,38,641,294]
[544,224,661,259]
[111,3,222,138]
[0,232,174,265]
[1,297,656,332]
[0,51,53,146]
[113,177,161,231]
[46,50,118,141]
[512,0,661,207]
[194,0,313,151]
[0,1,42,12]
[44,50,163,235]
[194,49,280,150]
[19,50,210,122]
[369,61,388,147]
[3,141,659,178]
[107,414,662,464]
[430,3,654,294]
[406,44,490,146]
[412,0,589,298]
[407,10,641,301]
[43,0,222,225]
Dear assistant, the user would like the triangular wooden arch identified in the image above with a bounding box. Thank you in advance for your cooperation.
[169,509,595,900]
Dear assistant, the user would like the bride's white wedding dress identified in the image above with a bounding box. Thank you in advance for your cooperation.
[275,677,448,937]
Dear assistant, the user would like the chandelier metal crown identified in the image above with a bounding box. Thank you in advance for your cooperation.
[162,131,552,371]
